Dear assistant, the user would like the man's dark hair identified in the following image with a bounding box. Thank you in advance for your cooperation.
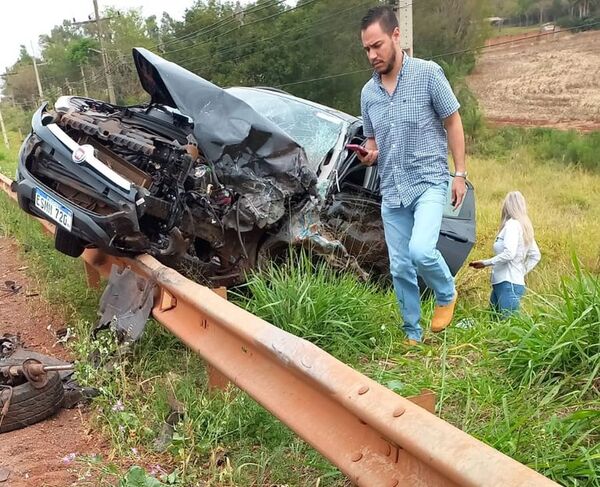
[360,6,399,34]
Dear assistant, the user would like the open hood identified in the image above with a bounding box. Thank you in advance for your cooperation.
[131,48,315,199]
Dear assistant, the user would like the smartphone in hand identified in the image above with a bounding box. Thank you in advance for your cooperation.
[345,144,369,157]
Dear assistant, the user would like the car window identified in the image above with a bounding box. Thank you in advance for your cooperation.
[227,88,343,170]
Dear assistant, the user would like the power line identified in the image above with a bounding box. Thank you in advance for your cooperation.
[158,0,288,52]
[277,68,371,88]
[6,1,290,99]
[276,20,600,88]
[84,55,133,86]
[90,1,352,94]
[87,0,344,92]
[159,0,288,50]
[2,1,378,102]
[11,8,599,106]
[430,19,600,60]
[177,0,415,73]
[181,0,375,73]
[162,0,322,57]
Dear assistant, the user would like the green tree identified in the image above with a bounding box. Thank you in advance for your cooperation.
[1,0,493,118]
[414,0,491,68]
[66,37,101,66]
[2,45,39,108]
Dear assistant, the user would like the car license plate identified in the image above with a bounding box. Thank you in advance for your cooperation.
[34,188,73,232]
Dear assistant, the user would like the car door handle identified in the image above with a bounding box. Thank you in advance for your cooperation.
[440,230,468,243]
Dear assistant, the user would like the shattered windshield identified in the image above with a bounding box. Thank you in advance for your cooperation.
[227,88,344,170]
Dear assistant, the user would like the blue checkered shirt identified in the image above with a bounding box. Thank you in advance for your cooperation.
[361,54,460,207]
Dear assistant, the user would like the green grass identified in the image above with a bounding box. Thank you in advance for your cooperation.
[464,145,600,304]
[70,319,339,486]
[236,252,402,362]
[236,255,599,486]
[1,127,599,486]
[497,260,600,396]
[0,132,21,177]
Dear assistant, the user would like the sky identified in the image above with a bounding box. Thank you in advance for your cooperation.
[0,0,204,74]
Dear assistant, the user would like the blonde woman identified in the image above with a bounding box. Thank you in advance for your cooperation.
[470,191,541,316]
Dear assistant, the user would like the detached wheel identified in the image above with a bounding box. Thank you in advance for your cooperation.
[0,371,64,433]
[55,228,84,257]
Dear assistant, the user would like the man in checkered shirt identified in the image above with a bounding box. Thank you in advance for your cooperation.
[357,6,468,345]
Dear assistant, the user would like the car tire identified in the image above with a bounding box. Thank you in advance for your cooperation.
[55,228,84,257]
[0,371,64,433]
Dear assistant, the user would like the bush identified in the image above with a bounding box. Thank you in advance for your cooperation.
[455,83,485,145]
[473,126,600,171]
[530,128,600,171]
[0,105,32,135]
[555,16,600,32]
[438,60,485,144]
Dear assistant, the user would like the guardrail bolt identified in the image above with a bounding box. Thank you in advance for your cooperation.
[351,452,363,462]
[393,407,405,417]
[358,385,369,395]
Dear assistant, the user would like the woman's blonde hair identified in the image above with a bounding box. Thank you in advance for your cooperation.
[500,191,534,247]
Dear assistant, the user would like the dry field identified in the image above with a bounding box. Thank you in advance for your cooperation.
[468,29,600,131]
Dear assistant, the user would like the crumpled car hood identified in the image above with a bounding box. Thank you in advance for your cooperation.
[132,47,316,218]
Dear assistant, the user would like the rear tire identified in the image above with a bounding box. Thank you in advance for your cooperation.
[55,228,84,257]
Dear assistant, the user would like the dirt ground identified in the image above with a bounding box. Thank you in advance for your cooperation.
[467,29,600,131]
[0,237,107,487]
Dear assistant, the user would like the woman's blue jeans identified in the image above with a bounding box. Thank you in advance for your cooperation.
[490,281,525,317]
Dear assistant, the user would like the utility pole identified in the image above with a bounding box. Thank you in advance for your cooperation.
[80,64,89,97]
[393,0,413,56]
[93,0,116,104]
[0,108,9,149]
[30,42,44,101]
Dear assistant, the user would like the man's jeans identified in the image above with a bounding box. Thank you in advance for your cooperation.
[490,281,525,318]
[381,183,455,341]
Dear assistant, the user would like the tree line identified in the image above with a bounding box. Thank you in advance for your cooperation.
[1,0,488,120]
[1,0,597,134]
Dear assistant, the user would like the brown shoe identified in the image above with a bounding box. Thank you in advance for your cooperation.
[403,339,419,346]
[431,294,458,332]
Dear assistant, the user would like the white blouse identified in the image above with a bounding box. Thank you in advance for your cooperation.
[482,219,541,286]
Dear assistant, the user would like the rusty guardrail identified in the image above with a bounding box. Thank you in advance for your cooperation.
[0,173,559,487]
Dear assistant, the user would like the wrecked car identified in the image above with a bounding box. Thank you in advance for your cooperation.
[14,48,475,287]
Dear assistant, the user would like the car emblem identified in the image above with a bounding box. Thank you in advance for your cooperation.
[72,146,87,164]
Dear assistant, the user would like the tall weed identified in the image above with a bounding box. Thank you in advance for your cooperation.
[497,260,600,396]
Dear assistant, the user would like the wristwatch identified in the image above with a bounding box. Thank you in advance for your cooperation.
[454,171,468,178]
